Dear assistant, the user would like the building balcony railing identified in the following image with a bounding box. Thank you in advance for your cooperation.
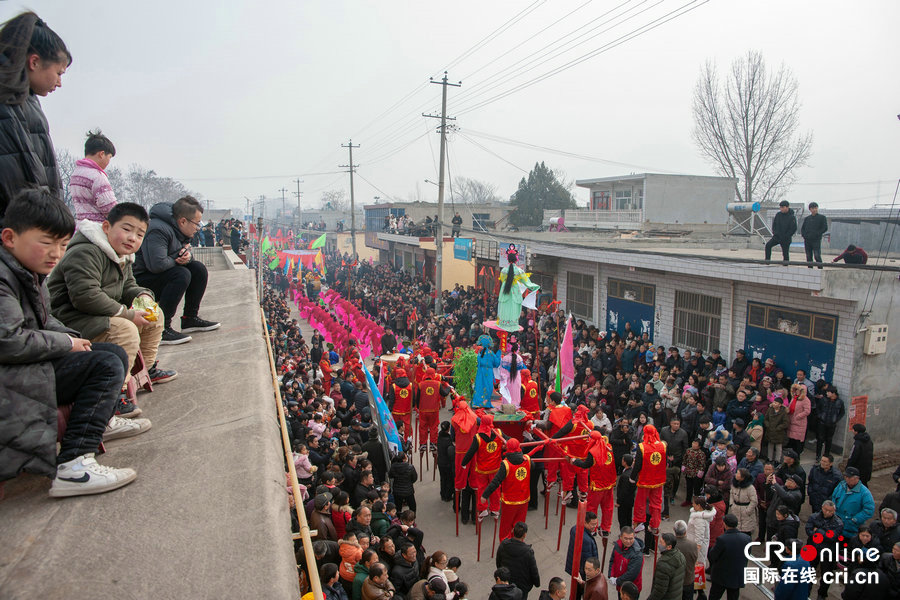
[543,209,643,229]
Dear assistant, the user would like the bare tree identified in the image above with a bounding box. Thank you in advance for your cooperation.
[320,189,348,211]
[692,51,812,205]
[55,149,77,211]
[452,177,501,205]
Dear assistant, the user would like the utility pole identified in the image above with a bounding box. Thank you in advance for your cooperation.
[423,71,460,315]
[293,178,304,232]
[340,140,360,260]
[278,187,288,222]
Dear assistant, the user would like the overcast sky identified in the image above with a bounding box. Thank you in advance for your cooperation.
[10,0,899,215]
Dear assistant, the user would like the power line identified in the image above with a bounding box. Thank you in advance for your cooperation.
[175,170,345,182]
[458,133,528,173]
[464,128,678,172]
[457,0,709,116]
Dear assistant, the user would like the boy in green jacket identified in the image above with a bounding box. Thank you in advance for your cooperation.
[49,202,176,417]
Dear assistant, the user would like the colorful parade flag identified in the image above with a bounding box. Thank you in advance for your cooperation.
[309,233,327,250]
[362,361,401,458]
[558,314,575,395]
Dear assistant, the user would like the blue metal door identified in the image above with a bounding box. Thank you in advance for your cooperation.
[607,296,655,339]
[743,302,837,382]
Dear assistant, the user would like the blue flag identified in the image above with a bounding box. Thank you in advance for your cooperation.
[361,361,401,455]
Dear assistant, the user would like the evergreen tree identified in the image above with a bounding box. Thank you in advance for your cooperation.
[509,162,576,227]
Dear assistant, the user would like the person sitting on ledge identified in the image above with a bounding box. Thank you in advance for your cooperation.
[133,195,219,345]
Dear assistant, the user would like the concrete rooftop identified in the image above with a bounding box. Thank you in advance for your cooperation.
[0,269,299,600]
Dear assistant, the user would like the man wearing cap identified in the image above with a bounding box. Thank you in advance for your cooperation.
[776,449,807,503]
[801,201,828,268]
[483,438,532,541]
[706,514,751,600]
[311,493,338,541]
[765,200,797,263]
[831,466,875,536]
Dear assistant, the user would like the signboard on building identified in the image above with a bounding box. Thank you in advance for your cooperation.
[848,395,868,430]
[454,238,472,261]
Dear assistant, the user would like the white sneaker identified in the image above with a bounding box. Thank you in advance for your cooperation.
[633,523,645,533]
[49,454,137,497]
[103,415,152,441]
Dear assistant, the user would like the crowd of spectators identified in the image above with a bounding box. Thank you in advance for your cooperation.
[0,12,218,498]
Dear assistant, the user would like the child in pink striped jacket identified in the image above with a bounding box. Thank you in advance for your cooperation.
[71,129,118,223]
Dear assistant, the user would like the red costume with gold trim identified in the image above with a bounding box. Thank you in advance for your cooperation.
[544,401,572,487]
[416,369,441,447]
[520,370,540,414]
[632,424,667,530]
[572,430,617,532]
[390,368,413,441]
[484,439,531,540]
[560,405,592,493]
[462,414,502,514]
[451,400,478,490]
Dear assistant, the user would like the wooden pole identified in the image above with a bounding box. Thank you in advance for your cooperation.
[455,490,460,537]
[568,500,588,600]
[556,491,567,551]
[491,513,499,558]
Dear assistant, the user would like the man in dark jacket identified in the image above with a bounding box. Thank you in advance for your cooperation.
[814,388,845,459]
[607,527,644,595]
[765,201,797,262]
[648,533,685,600]
[706,514,751,600]
[800,202,828,267]
[806,454,842,513]
[847,423,875,486]
[767,475,803,533]
[673,521,699,600]
[869,508,900,553]
[389,543,419,598]
[490,567,524,600]
[496,522,541,600]
[566,512,600,583]
[134,197,219,344]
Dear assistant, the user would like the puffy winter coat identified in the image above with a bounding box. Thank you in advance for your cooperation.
[47,221,153,339]
[764,405,789,444]
[729,478,758,536]
[771,209,797,242]
[787,396,811,441]
[388,459,418,497]
[0,246,79,481]
[831,481,875,535]
[133,202,194,276]
[648,547,685,600]
[0,94,61,221]
[847,431,875,484]
[687,507,715,567]
[806,465,842,512]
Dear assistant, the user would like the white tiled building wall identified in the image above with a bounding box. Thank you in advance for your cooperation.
[555,257,858,397]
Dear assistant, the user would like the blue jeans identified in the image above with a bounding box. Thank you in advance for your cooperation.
[53,342,127,463]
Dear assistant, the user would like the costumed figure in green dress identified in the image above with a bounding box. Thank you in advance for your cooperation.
[497,244,540,331]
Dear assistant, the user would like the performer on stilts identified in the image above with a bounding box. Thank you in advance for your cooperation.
[415,367,441,453]
[570,430,618,561]
[629,424,667,560]
[535,392,572,500]
[451,400,478,525]
[481,438,531,541]
[461,413,504,520]
[551,404,593,503]
[386,368,414,442]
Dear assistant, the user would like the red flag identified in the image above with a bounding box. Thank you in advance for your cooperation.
[410,308,417,322]
[276,229,282,238]
[478,266,485,275]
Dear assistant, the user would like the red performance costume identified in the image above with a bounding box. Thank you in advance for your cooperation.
[630,424,667,531]
[451,401,478,490]
[389,369,414,441]
[461,414,503,516]
[544,399,572,490]
[571,430,617,534]
[519,370,540,414]
[319,357,333,392]
[416,368,441,448]
[552,405,592,496]
[482,438,531,540]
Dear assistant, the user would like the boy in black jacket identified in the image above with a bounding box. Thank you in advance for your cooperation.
[616,454,636,529]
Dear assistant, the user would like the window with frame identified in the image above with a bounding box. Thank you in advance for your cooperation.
[608,278,655,305]
[747,302,837,344]
[566,271,594,320]
[673,291,722,353]
[615,189,632,210]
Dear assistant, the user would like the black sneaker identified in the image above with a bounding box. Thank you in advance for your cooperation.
[148,363,178,384]
[160,327,192,345]
[115,393,142,419]
[180,316,221,333]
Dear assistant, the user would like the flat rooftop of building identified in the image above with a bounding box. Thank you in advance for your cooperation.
[0,268,299,600]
